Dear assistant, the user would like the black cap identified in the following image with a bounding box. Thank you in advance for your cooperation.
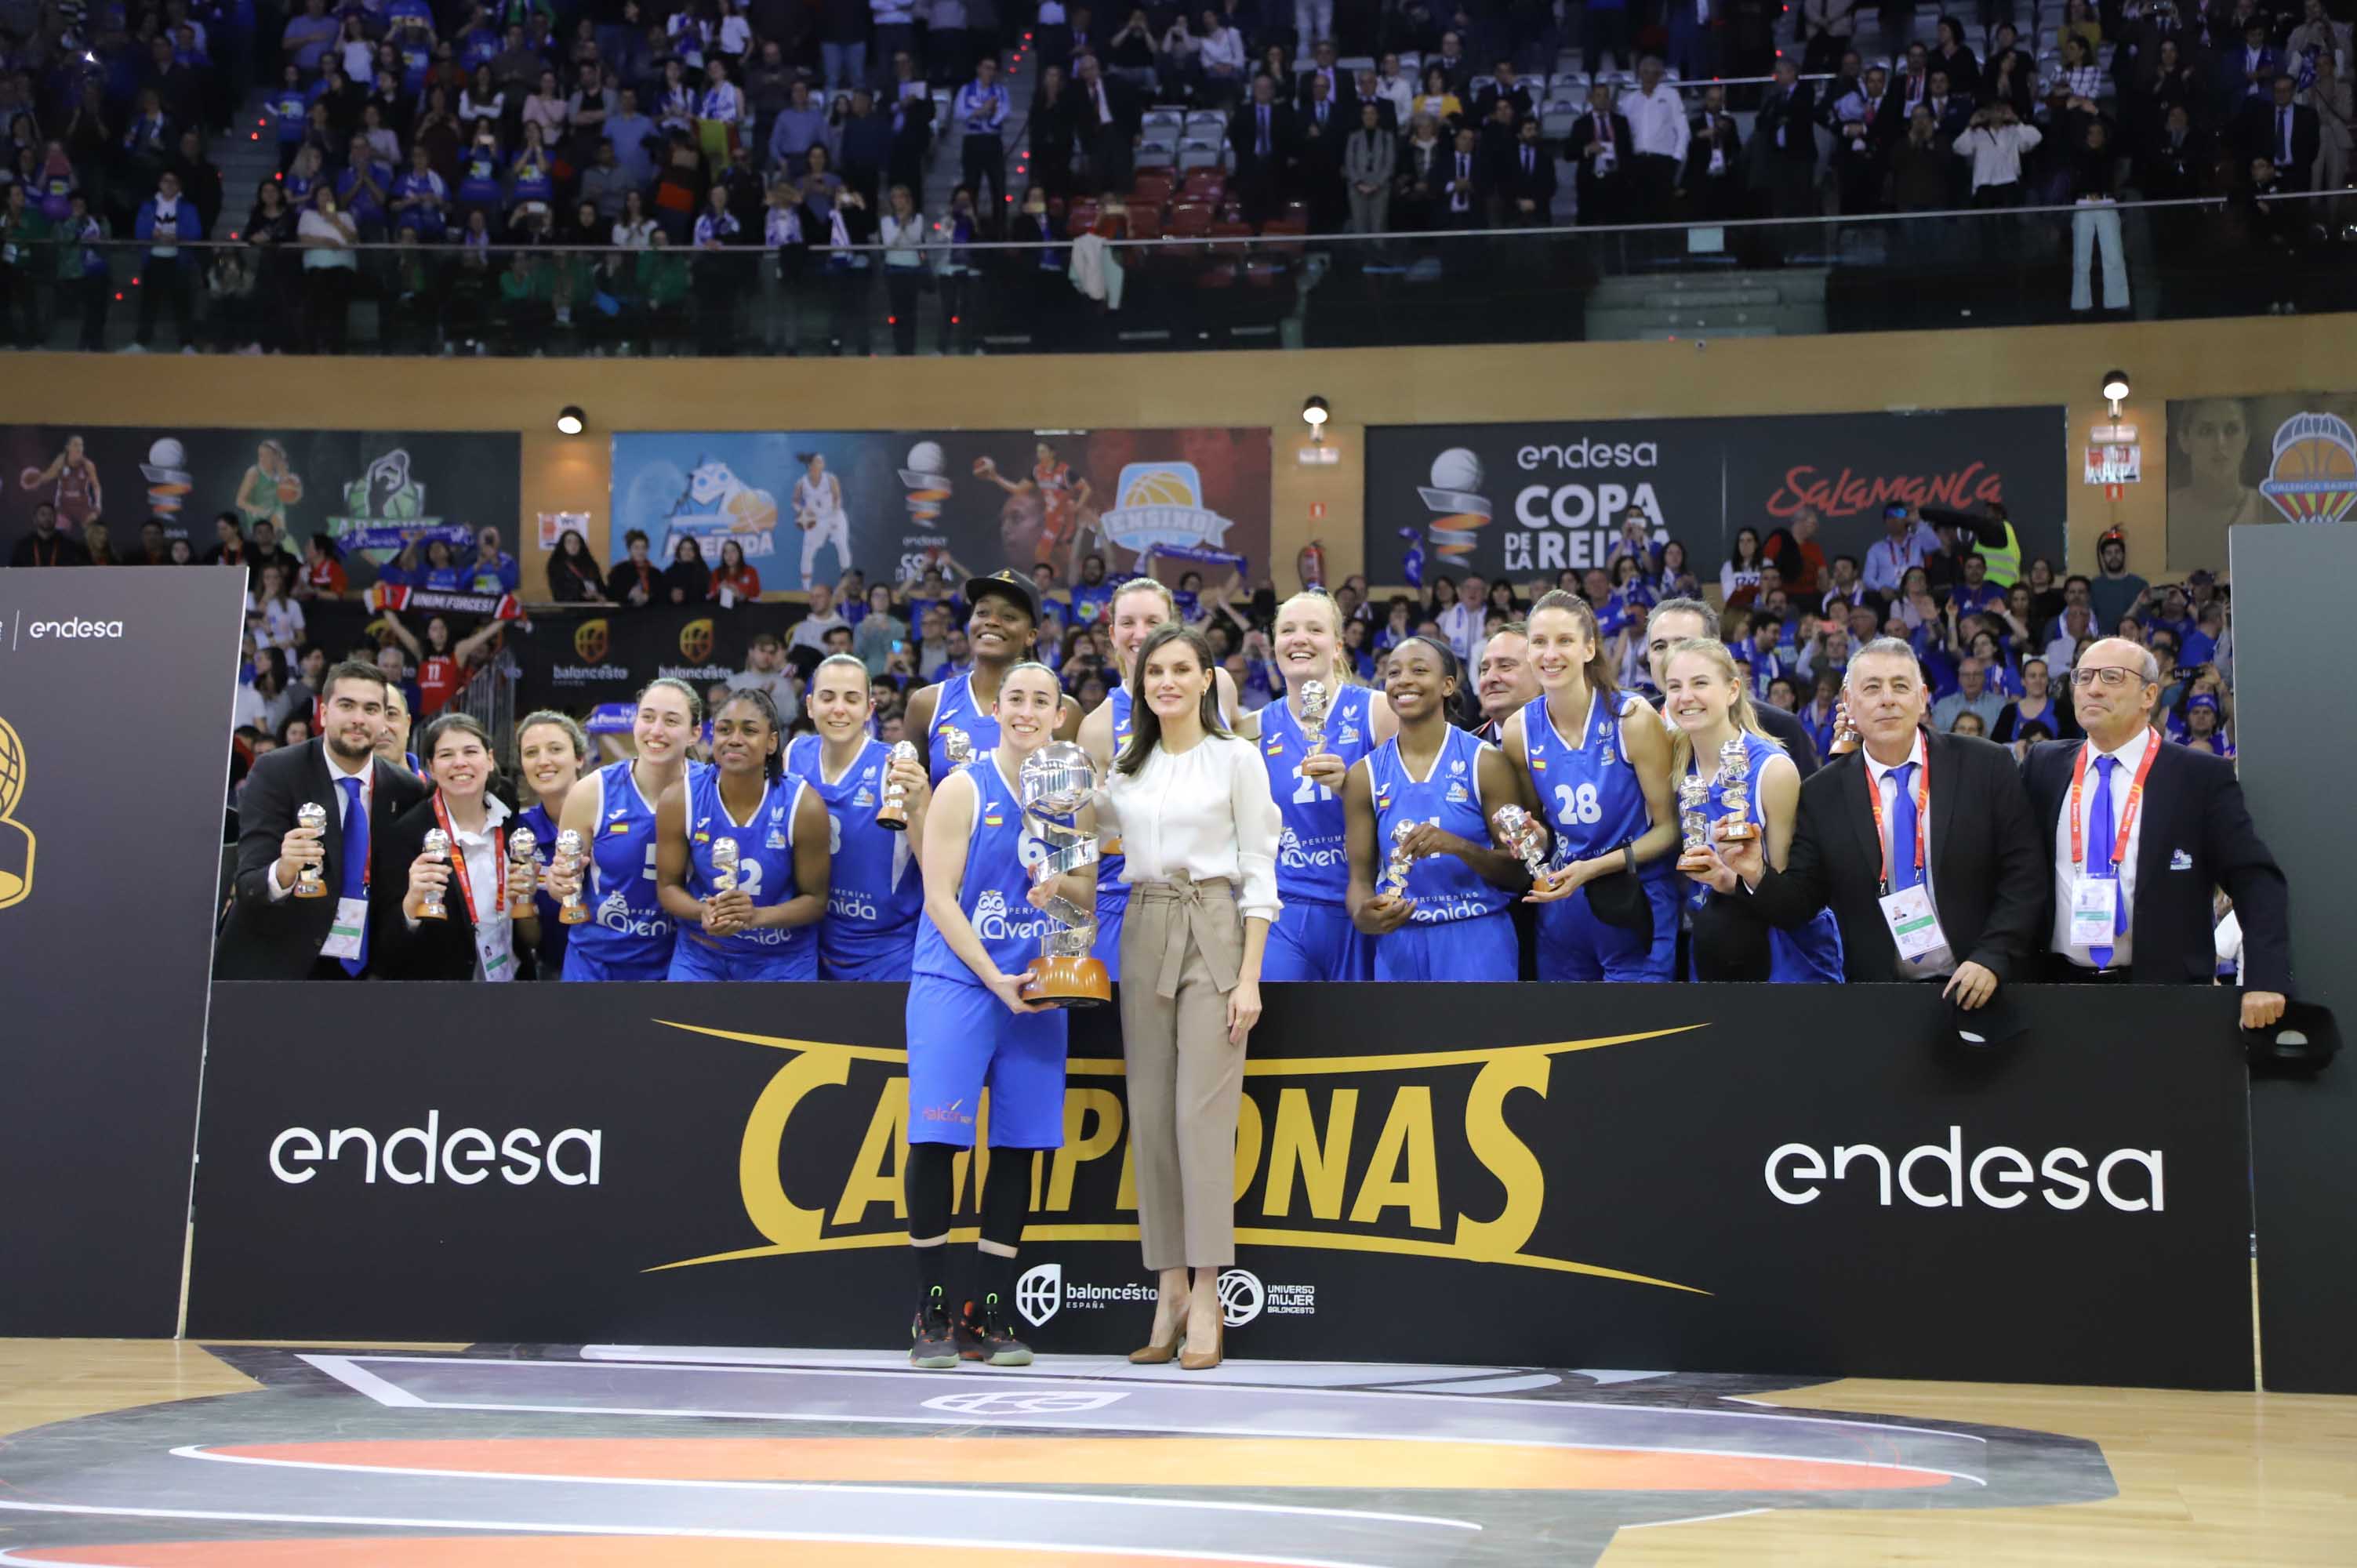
[2244,1000,2340,1074]
[1949,989,2030,1049]
[964,568,1042,623]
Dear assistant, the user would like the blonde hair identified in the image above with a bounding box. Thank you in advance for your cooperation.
[1273,586,1359,687]
[1112,575,1176,621]
[1662,637,1778,780]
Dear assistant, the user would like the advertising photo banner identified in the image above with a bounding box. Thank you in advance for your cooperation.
[191,980,2250,1388]
[1364,410,2067,586]
[609,429,1271,590]
[0,425,522,557]
[1,571,248,1336]
[2166,391,2357,572]
[507,604,771,713]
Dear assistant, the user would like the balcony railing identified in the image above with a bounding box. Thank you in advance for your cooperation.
[8,189,2348,358]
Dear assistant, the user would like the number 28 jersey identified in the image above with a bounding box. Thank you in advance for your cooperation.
[1521,689,1662,874]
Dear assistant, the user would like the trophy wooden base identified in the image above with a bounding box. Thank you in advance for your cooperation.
[292,881,329,899]
[559,905,590,926]
[1717,822,1760,842]
[875,804,909,832]
[1676,848,1719,874]
[1022,953,1113,1008]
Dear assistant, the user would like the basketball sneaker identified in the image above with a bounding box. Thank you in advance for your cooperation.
[910,1286,959,1369]
[957,1293,1035,1367]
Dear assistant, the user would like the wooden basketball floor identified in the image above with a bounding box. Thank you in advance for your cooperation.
[0,1339,2351,1566]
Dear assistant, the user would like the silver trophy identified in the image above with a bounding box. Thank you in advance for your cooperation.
[1676,775,1713,868]
[1716,736,1758,842]
[877,739,921,829]
[942,726,974,767]
[710,835,741,895]
[556,828,589,925]
[1298,678,1330,759]
[1016,740,1109,1004]
[1380,818,1418,899]
[294,801,329,898]
[507,831,539,919]
[419,827,452,920]
[1493,804,1551,883]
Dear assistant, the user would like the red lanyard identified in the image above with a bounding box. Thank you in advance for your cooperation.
[1863,744,1930,894]
[430,795,507,920]
[2068,735,2159,871]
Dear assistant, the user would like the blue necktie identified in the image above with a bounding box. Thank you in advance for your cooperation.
[337,775,369,978]
[2086,754,2120,969]
[1887,761,1922,893]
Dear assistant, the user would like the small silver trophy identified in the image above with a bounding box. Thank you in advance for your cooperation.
[507,831,538,919]
[293,801,329,898]
[419,828,452,920]
[942,726,974,767]
[710,835,741,895]
[556,828,589,924]
[1380,818,1418,899]
[1716,735,1758,842]
[1298,678,1330,760]
[877,739,921,829]
[1016,740,1109,1005]
[1493,804,1551,883]
[1676,775,1713,869]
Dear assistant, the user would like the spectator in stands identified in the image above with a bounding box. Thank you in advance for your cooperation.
[1440,125,1484,226]
[1680,85,1742,220]
[1412,64,1462,127]
[1931,656,2007,733]
[1618,56,1689,224]
[1499,114,1557,225]
[1345,100,1394,234]
[460,528,518,596]
[1569,82,1632,224]
[337,133,395,238]
[662,537,714,604]
[2217,20,2279,122]
[129,169,199,353]
[1298,76,1346,230]
[1231,74,1295,226]
[284,0,342,78]
[2089,529,2150,628]
[297,187,360,352]
[953,56,1010,213]
[608,528,662,608]
[1832,66,1894,213]
[2240,74,2322,191]
[393,146,451,240]
[9,503,89,567]
[707,539,762,605]
[1197,12,1248,106]
[1956,98,2040,212]
[546,530,609,603]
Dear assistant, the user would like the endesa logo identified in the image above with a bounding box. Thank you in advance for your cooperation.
[27,618,125,639]
[270,1109,603,1186]
[1766,1126,2163,1212]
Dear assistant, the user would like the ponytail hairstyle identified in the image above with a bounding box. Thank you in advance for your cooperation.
[637,675,706,725]
[813,650,874,697]
[1527,589,1620,705]
[1273,586,1354,687]
[1661,637,1778,782]
[1383,633,1473,728]
[1116,623,1234,776]
[713,685,786,779]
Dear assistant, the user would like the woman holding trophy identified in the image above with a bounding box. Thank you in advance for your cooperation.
[1095,622,1281,1372]
[654,689,831,982]
[1344,637,1529,983]
[543,678,703,982]
[1506,590,1682,982]
[788,653,932,980]
[1252,588,1396,982]
[377,713,535,982]
[1660,639,1843,982]
[905,660,1091,1371]
[510,710,588,981]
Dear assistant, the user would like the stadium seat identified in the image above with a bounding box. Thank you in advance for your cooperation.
[1181,168,1227,203]
[1139,133,1178,169]
[1178,137,1225,172]
[1131,171,1175,206]
[1142,107,1184,133]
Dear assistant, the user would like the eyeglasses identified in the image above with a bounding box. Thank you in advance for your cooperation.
[2071,666,2142,689]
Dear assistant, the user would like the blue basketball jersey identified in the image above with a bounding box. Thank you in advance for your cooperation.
[681,765,813,958]
[1098,688,1133,911]
[577,759,685,968]
[1261,683,1377,906]
[787,734,924,950]
[913,755,1058,983]
[924,671,999,783]
[1367,724,1514,925]
[1685,730,1844,982]
[1523,688,1663,873]
[515,800,570,974]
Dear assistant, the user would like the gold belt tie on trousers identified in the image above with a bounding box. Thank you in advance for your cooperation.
[1131,873,1240,1000]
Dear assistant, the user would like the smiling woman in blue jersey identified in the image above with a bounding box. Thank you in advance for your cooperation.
[511,710,588,981]
[904,569,1083,786]
[788,654,930,980]
[655,689,830,981]
[1251,588,1397,982]
[544,679,703,982]
[1344,637,1531,982]
[1506,590,1682,981]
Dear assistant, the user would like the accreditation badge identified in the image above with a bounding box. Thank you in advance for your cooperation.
[2069,877,2119,949]
[1876,884,1948,964]
[320,896,369,961]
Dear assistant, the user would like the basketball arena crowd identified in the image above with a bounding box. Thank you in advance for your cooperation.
[0,0,2348,351]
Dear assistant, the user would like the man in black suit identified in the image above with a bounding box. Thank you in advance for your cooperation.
[1295,73,1348,227]
[1646,599,1822,779]
[1473,58,1534,124]
[1294,38,1358,118]
[2238,74,2322,190]
[1567,82,1633,225]
[213,660,430,980]
[1496,115,1558,224]
[1229,74,1297,227]
[1720,637,2046,1002]
[1072,53,1136,194]
[2141,103,2211,200]
[1754,57,1820,218]
[2024,638,2290,1026]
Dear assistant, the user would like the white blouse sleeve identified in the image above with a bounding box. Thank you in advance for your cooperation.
[1226,735,1283,924]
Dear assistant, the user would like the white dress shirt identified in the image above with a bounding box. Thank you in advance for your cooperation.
[1955,121,2041,189]
[267,746,373,903]
[1865,731,1952,978]
[2050,727,2149,970]
[1097,733,1283,923]
[1617,84,1691,162]
[405,796,515,981]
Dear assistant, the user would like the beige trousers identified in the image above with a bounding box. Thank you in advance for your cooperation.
[1118,873,1247,1272]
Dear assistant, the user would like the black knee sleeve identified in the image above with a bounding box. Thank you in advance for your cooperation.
[979,1149,1035,1251]
[906,1141,956,1239]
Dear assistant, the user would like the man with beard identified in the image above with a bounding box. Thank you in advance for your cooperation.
[215,661,430,978]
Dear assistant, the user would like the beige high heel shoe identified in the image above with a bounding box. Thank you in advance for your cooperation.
[1179,1316,1223,1371]
[1128,1296,1186,1363]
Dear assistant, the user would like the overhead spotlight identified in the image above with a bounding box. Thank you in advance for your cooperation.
[556,405,586,436]
[2101,369,2130,417]
[1302,396,1330,441]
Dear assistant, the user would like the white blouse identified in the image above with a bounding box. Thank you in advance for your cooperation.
[1097,734,1283,924]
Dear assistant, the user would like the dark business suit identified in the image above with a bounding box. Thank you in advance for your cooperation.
[1230,98,1298,225]
[1494,136,1558,223]
[213,738,429,979]
[1752,81,1819,216]
[2236,99,2322,188]
[372,793,532,981]
[1567,109,1633,224]
[2022,735,2291,990]
[1295,67,1359,119]
[1749,731,2047,982]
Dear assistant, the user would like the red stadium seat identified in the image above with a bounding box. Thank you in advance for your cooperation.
[1131,172,1175,206]
[1167,201,1215,238]
[1181,169,1226,204]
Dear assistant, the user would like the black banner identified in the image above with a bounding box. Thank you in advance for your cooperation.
[190,980,2251,1388]
[507,603,821,714]
[1364,410,2067,586]
[0,572,248,1334]
[0,424,521,557]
